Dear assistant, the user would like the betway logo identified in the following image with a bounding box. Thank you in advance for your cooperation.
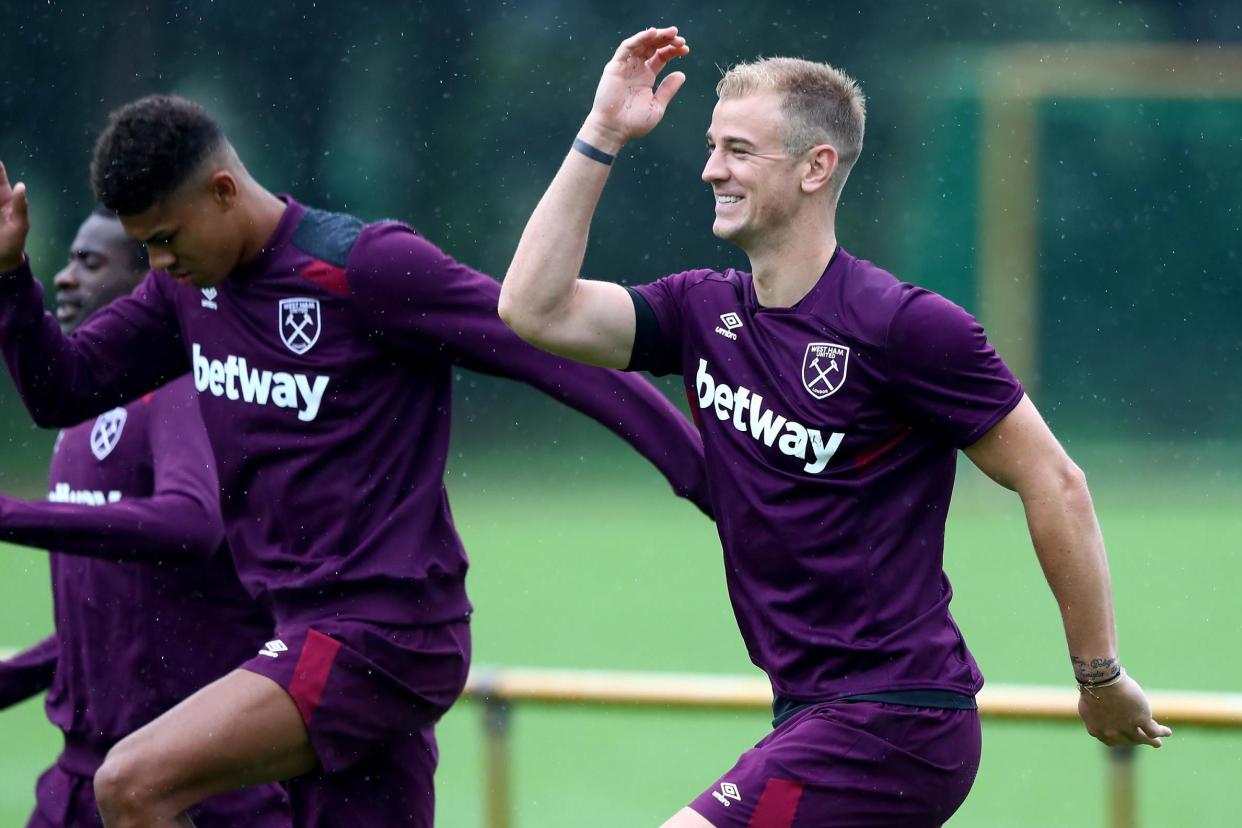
[695,358,843,474]
[48,482,123,506]
[192,343,329,422]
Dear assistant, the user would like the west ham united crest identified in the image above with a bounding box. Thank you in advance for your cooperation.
[279,297,321,355]
[801,342,850,399]
[90,408,128,461]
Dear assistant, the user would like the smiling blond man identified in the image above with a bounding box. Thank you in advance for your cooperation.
[499,26,1169,827]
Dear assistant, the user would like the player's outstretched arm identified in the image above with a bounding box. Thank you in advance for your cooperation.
[0,635,57,710]
[346,224,712,515]
[965,395,1172,749]
[0,483,223,563]
[0,383,225,561]
[499,26,689,368]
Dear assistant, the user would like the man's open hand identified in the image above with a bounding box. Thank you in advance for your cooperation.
[0,161,30,273]
[580,26,690,153]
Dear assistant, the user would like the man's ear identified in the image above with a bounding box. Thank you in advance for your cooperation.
[801,144,838,194]
[207,170,239,210]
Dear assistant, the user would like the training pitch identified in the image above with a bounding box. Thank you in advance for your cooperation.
[1,426,1238,826]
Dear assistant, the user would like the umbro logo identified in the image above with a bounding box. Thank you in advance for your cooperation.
[201,288,218,310]
[257,639,288,659]
[714,312,743,341]
[711,781,742,807]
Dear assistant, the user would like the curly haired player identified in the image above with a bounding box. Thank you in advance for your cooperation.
[0,94,709,827]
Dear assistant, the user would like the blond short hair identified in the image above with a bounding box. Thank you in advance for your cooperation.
[717,58,866,199]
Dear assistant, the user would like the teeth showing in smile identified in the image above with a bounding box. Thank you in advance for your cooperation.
[717,196,741,204]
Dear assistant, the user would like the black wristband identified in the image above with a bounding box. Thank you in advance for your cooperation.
[572,137,616,166]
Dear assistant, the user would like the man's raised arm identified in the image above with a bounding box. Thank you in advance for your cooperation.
[498,27,689,368]
[0,162,185,426]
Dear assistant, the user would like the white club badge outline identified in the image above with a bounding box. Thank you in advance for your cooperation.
[90,408,128,461]
[278,297,322,355]
[801,342,850,399]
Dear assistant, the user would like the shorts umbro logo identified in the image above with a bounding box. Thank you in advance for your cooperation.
[712,781,742,806]
[258,639,288,658]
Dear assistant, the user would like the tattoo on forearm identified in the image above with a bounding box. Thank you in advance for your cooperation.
[1071,655,1118,682]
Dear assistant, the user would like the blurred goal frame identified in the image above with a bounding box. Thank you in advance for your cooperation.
[976,44,1242,390]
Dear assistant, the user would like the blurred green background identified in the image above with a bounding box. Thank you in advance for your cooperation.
[1,0,1240,825]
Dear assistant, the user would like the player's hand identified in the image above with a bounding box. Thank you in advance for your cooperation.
[0,161,31,273]
[580,26,690,154]
[1077,672,1173,748]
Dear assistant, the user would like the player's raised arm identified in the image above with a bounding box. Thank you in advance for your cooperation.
[0,161,30,273]
[499,26,689,368]
[964,396,1172,749]
[0,165,186,427]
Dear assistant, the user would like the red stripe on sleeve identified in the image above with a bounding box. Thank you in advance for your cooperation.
[287,628,342,724]
[746,778,805,828]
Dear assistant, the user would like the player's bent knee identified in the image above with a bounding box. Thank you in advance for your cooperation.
[660,806,718,828]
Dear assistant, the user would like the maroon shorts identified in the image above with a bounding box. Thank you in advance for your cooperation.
[688,700,981,827]
[240,618,470,827]
[27,761,290,827]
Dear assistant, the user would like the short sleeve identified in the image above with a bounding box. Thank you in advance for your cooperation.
[885,287,1024,447]
[625,272,702,376]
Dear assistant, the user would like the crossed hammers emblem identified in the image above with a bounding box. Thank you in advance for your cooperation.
[279,298,321,354]
[803,343,849,399]
[285,310,315,347]
[807,355,840,391]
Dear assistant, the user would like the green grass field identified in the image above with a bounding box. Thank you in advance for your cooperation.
[1,429,1239,826]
